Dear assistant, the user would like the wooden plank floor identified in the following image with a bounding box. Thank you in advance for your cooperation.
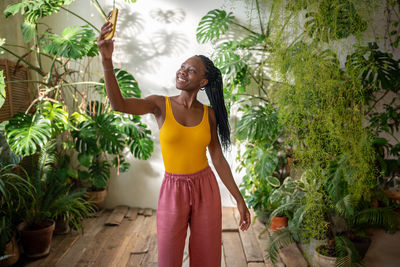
[15,207,299,267]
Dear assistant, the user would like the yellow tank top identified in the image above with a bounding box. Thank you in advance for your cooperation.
[159,96,211,174]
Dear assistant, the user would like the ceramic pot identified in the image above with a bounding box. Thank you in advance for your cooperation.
[85,189,107,210]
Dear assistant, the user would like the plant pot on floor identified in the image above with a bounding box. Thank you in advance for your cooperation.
[85,188,107,210]
[0,235,20,267]
[269,216,288,231]
[17,219,55,258]
[313,244,350,267]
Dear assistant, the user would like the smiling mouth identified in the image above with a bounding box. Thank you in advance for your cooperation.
[177,76,187,82]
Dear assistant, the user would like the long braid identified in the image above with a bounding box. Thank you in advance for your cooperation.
[196,55,231,150]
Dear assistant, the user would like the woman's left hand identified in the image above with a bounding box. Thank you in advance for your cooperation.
[237,200,251,231]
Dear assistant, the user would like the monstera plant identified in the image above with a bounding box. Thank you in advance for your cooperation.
[2,0,154,212]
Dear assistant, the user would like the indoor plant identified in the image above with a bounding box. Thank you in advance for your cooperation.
[0,163,32,265]
[15,140,94,258]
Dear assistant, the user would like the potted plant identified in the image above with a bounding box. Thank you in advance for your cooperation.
[13,140,94,258]
[70,97,154,209]
[0,164,32,265]
[267,176,300,231]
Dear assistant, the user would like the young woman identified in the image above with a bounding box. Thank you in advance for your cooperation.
[97,21,251,267]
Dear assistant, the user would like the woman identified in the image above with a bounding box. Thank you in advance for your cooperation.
[97,21,250,267]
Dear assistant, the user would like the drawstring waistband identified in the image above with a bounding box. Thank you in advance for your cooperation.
[185,178,195,206]
[164,166,212,207]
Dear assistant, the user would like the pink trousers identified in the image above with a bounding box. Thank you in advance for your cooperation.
[157,166,222,267]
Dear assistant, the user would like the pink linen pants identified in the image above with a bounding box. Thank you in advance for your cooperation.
[157,166,222,267]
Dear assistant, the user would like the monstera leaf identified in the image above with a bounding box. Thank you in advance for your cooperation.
[21,21,36,43]
[196,9,234,43]
[130,138,154,160]
[37,101,69,136]
[41,25,98,59]
[89,159,111,189]
[304,0,367,42]
[96,68,141,98]
[236,104,281,145]
[346,42,400,93]
[73,113,125,155]
[4,0,73,23]
[5,113,52,157]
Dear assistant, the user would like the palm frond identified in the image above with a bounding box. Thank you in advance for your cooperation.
[266,228,294,263]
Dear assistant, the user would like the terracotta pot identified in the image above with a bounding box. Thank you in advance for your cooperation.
[17,219,55,258]
[269,216,288,231]
[85,189,107,210]
[0,235,20,267]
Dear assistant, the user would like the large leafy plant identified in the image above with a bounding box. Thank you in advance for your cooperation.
[198,0,399,265]
[2,0,154,191]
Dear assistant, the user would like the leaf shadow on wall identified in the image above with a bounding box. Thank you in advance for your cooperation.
[111,5,189,75]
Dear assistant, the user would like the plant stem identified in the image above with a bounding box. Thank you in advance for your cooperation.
[366,90,389,115]
[2,44,62,62]
[0,46,45,76]
[90,0,107,20]
[60,6,100,33]
[232,22,260,36]
[255,0,265,35]
[46,55,58,86]
[236,93,269,102]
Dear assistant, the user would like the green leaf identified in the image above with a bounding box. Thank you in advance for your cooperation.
[78,153,93,168]
[304,0,367,42]
[236,104,281,144]
[266,176,281,188]
[5,113,52,156]
[37,101,69,136]
[196,9,234,43]
[4,0,74,23]
[346,42,400,93]
[130,138,154,160]
[21,21,36,43]
[41,25,98,59]
[96,68,140,98]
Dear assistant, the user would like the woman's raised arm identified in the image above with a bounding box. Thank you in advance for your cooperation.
[97,21,160,116]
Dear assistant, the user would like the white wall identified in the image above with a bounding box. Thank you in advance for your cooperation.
[41,0,246,209]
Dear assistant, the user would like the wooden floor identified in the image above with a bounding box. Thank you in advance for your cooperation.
[16,207,306,267]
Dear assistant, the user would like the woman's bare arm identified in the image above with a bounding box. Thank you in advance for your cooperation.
[207,108,251,231]
[98,21,161,116]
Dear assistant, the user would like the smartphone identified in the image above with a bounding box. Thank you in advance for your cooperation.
[104,8,118,40]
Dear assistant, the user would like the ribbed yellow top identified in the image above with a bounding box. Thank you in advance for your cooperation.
[159,96,211,174]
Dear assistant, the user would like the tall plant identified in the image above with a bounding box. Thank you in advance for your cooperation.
[198,0,400,263]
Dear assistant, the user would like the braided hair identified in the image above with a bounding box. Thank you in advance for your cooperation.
[196,55,231,150]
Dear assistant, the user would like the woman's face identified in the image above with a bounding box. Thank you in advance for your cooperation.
[176,57,208,91]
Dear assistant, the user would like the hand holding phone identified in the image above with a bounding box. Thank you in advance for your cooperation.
[104,8,118,40]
